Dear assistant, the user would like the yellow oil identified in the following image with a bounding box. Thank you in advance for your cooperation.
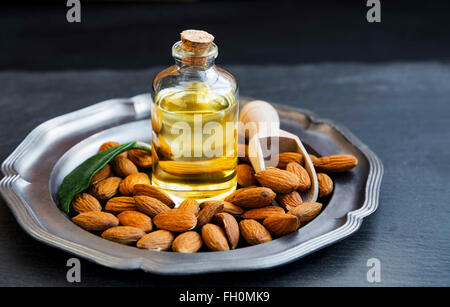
[151,82,238,201]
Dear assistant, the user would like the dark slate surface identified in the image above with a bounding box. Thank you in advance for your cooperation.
[0,63,449,286]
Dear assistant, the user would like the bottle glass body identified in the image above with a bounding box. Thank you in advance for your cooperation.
[151,42,238,201]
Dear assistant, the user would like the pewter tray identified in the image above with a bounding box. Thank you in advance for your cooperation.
[0,94,383,274]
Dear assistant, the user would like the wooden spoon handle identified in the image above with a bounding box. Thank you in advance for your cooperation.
[239,100,280,138]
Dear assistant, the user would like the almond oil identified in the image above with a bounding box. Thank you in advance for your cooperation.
[151,30,238,201]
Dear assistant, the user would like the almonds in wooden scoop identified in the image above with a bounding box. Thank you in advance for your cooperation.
[276,152,303,168]
[286,162,311,192]
[255,167,300,193]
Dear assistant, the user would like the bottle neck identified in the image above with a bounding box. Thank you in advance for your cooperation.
[172,41,218,70]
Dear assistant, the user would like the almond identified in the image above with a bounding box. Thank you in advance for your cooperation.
[105,196,137,214]
[157,134,173,160]
[263,214,300,236]
[213,212,240,249]
[153,209,197,232]
[308,154,319,164]
[172,231,203,253]
[276,191,303,210]
[197,203,224,228]
[313,154,358,172]
[151,146,159,165]
[133,184,175,208]
[239,219,272,245]
[72,211,119,231]
[119,172,150,196]
[201,224,229,251]
[110,156,138,178]
[223,203,245,216]
[276,152,303,168]
[178,199,200,216]
[71,193,102,213]
[286,162,311,192]
[134,195,170,217]
[99,141,127,158]
[200,200,245,216]
[317,173,334,197]
[288,202,322,224]
[241,206,285,221]
[89,177,122,201]
[101,226,145,245]
[224,187,276,208]
[255,168,300,193]
[152,108,163,133]
[99,141,119,152]
[237,164,257,187]
[117,211,152,232]
[127,149,153,168]
[137,230,174,250]
[89,164,113,186]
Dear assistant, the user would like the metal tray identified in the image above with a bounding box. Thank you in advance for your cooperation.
[0,94,383,275]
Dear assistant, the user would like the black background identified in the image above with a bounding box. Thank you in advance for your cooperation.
[0,0,449,287]
[2,0,450,70]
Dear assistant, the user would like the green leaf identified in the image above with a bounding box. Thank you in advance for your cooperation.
[57,141,152,213]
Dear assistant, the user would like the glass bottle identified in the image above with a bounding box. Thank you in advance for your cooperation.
[151,30,238,202]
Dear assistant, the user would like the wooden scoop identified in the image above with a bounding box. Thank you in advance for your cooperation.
[239,100,318,203]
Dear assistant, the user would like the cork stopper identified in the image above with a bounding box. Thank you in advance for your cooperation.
[180,30,214,53]
[180,29,215,66]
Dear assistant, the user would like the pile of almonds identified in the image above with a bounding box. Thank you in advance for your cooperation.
[70,141,357,253]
